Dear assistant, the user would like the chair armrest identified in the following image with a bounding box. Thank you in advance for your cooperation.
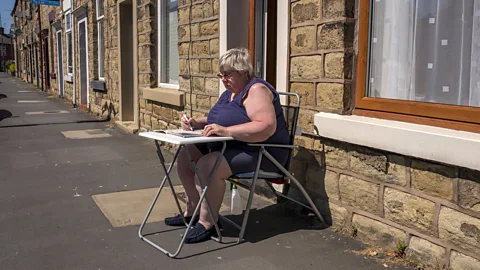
[246,143,298,149]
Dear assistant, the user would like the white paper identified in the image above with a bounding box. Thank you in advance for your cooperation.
[373,37,378,43]
[429,18,436,24]
[442,86,450,93]
[441,39,448,46]
[428,63,433,69]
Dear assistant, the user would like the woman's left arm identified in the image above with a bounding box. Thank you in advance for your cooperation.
[203,84,277,142]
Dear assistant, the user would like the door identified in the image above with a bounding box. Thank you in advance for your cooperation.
[78,18,89,106]
[56,30,64,96]
[43,36,50,90]
[35,45,39,87]
[119,0,134,121]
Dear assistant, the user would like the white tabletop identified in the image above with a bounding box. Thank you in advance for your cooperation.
[139,131,234,145]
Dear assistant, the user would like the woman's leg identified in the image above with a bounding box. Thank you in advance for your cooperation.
[195,152,232,229]
[176,144,204,216]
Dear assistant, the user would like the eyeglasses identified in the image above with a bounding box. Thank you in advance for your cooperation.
[216,71,236,79]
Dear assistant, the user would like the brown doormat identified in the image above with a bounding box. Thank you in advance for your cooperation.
[92,187,185,227]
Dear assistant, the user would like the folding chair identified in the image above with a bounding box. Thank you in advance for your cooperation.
[222,92,326,243]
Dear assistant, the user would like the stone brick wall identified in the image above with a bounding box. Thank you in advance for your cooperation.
[40,5,61,96]
[289,1,480,269]
[139,0,220,132]
[90,0,120,119]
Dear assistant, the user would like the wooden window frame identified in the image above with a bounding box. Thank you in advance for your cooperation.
[354,0,480,133]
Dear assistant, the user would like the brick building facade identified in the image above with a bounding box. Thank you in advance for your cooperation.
[10,1,480,269]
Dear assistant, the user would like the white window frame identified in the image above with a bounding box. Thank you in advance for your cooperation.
[65,10,73,75]
[157,0,179,89]
[96,0,105,81]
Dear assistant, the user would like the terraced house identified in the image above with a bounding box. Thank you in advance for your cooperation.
[11,0,480,268]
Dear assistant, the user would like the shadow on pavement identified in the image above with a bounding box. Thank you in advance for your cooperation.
[0,94,7,99]
[0,117,112,128]
[0,109,12,121]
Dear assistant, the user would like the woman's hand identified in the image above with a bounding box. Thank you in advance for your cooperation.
[181,117,197,131]
[202,124,229,137]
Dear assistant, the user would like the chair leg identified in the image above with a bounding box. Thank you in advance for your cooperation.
[237,149,264,243]
[262,150,326,225]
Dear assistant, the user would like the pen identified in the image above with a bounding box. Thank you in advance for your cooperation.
[182,112,194,131]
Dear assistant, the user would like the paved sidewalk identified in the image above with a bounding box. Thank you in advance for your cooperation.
[0,73,412,269]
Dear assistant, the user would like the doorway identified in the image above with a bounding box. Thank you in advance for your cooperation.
[56,30,64,96]
[119,0,134,122]
[78,17,89,107]
[43,36,51,90]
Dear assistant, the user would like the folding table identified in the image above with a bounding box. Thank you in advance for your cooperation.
[138,131,234,258]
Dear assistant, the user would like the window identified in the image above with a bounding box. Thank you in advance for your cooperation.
[65,11,73,75]
[356,0,480,132]
[157,0,179,87]
[96,0,105,80]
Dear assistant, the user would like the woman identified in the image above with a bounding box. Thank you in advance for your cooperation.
[165,47,290,243]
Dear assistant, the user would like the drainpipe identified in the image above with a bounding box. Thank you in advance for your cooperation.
[38,5,44,91]
[71,0,76,106]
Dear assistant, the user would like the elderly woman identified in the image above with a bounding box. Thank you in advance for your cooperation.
[164,47,290,243]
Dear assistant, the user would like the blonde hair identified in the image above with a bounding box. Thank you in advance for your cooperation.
[218,47,254,77]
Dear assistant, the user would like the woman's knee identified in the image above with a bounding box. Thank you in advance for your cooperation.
[196,153,232,181]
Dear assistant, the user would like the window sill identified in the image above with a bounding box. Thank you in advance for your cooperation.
[142,87,185,107]
[90,80,106,92]
[314,112,480,171]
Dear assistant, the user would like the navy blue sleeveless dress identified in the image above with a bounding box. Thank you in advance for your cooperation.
[196,77,290,174]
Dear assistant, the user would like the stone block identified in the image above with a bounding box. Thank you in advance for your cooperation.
[323,0,355,19]
[192,41,210,56]
[205,78,218,95]
[386,154,407,186]
[192,4,203,20]
[146,100,153,112]
[178,25,190,40]
[192,77,204,92]
[297,108,318,134]
[317,22,354,50]
[290,56,323,79]
[144,114,152,128]
[438,207,480,255]
[316,83,347,111]
[161,107,173,120]
[190,59,200,73]
[290,26,316,53]
[212,58,219,73]
[196,95,210,109]
[352,214,408,251]
[384,188,435,234]
[450,251,480,270]
[323,139,348,169]
[179,59,188,73]
[200,21,218,36]
[151,118,162,131]
[306,166,339,200]
[406,237,445,269]
[325,53,352,79]
[199,59,212,74]
[328,203,348,229]
[291,0,321,25]
[350,146,387,181]
[213,0,219,15]
[152,104,161,116]
[290,83,315,106]
[191,23,200,38]
[178,7,190,23]
[179,77,191,91]
[340,175,380,214]
[411,159,455,201]
[294,135,315,149]
[203,1,213,17]
[458,168,480,212]
[178,42,191,56]
[210,39,219,55]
